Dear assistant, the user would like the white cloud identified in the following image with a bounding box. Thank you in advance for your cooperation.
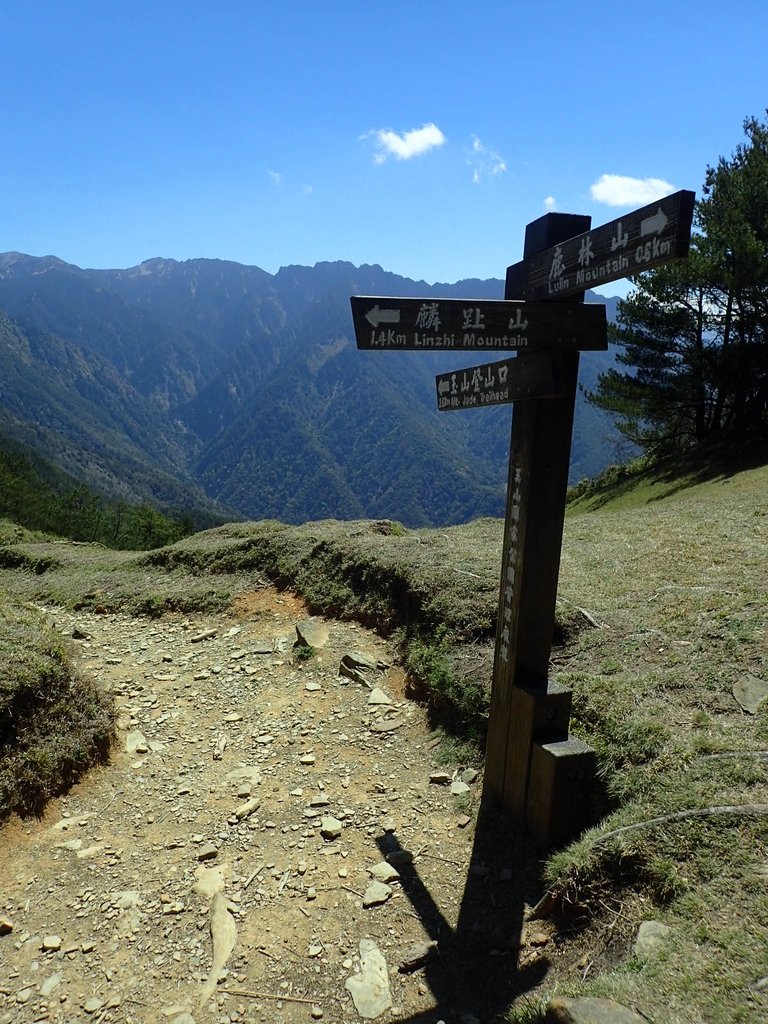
[268,170,283,186]
[368,122,446,163]
[468,135,506,183]
[590,174,676,207]
[303,185,314,195]
[544,195,556,210]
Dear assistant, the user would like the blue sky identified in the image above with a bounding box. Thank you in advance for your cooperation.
[2,1,766,296]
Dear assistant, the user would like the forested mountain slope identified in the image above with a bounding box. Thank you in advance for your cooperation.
[0,253,623,525]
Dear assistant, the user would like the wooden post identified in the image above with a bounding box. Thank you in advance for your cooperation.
[526,737,597,847]
[503,679,572,820]
[352,193,695,847]
[483,213,592,834]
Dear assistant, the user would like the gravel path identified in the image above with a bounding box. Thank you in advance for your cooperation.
[0,589,512,1024]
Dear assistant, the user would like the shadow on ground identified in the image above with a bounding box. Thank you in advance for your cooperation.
[647,435,768,499]
[379,795,549,1024]
[582,435,768,511]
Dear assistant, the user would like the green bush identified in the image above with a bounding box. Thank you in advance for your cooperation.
[402,625,489,741]
[0,597,114,819]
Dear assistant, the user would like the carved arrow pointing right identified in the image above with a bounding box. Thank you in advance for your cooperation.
[640,208,669,237]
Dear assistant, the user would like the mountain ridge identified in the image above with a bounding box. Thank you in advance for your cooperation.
[0,252,625,526]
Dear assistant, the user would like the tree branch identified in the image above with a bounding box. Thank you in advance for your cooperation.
[592,804,768,846]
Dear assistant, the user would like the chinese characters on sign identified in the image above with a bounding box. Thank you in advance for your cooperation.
[350,297,607,352]
[498,467,523,667]
[415,302,441,330]
[366,300,531,350]
[518,190,695,301]
[436,361,510,409]
[435,351,561,410]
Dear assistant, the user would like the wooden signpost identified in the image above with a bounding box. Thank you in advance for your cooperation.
[508,190,695,301]
[350,296,606,351]
[351,190,694,847]
[434,351,569,410]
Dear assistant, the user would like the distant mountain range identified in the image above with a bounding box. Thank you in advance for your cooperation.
[0,252,628,527]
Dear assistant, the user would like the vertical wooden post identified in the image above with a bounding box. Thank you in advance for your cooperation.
[483,213,592,833]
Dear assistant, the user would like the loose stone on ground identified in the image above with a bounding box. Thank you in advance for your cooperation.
[634,919,673,958]
[362,880,393,907]
[546,996,652,1023]
[296,618,330,649]
[0,596,481,1023]
[733,673,768,713]
[345,939,393,1019]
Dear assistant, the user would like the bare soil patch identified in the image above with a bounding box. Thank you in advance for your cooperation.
[0,598,541,1024]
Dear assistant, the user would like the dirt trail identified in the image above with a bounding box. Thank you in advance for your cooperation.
[0,590,538,1024]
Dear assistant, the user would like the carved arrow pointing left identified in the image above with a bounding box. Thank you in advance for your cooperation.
[365,305,401,328]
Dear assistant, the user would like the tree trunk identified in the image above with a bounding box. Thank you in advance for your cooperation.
[711,286,734,431]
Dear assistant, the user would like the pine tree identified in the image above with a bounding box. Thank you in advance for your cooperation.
[589,114,768,452]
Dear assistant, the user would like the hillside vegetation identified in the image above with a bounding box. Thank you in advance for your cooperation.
[0,255,622,527]
[0,593,113,819]
[0,456,766,1020]
[0,441,195,549]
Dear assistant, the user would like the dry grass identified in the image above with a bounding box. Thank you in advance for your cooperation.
[534,462,768,1023]
[0,593,114,820]
[1,459,767,1021]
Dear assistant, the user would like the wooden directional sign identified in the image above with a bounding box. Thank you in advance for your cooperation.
[435,351,566,410]
[508,189,695,301]
[351,296,607,352]
[352,194,694,846]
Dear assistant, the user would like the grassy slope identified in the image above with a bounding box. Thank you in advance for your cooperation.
[0,459,766,1019]
[548,461,768,1023]
[0,592,114,820]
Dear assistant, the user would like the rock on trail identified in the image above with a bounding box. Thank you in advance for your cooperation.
[345,939,393,1019]
[198,893,238,1006]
